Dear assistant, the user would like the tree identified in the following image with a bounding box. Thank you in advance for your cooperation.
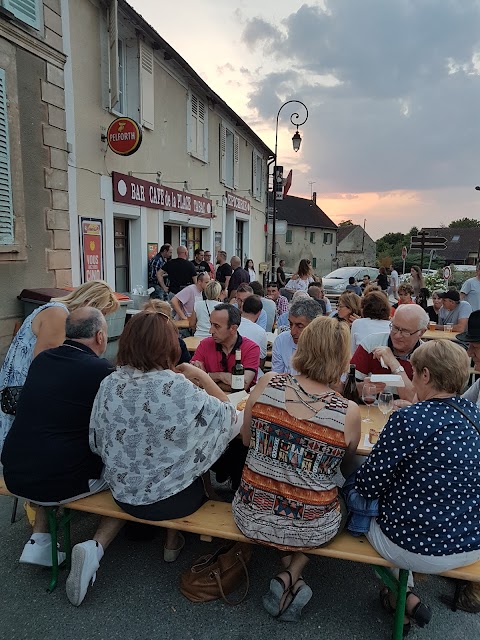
[338,219,354,226]
[448,218,480,228]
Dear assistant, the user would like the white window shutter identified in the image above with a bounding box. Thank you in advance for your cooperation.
[260,157,265,202]
[190,92,198,154]
[197,97,205,160]
[4,0,40,29]
[233,134,240,189]
[219,123,226,184]
[0,69,13,245]
[252,151,257,196]
[108,0,119,109]
[139,40,154,130]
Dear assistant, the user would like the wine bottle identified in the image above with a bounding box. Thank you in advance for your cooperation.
[231,350,245,391]
[343,364,360,403]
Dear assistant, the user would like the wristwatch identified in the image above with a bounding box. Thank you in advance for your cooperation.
[392,365,405,374]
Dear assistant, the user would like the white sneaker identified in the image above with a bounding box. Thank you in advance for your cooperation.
[19,538,66,567]
[66,540,100,606]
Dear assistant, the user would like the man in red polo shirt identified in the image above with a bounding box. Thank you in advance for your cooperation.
[351,305,429,402]
[191,303,259,391]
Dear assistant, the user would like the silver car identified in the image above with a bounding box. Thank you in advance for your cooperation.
[322,266,379,300]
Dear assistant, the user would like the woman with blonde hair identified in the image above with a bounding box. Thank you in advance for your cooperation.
[332,291,362,326]
[233,316,361,621]
[189,279,223,338]
[0,280,118,450]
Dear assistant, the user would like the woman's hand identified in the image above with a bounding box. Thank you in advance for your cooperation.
[347,313,361,326]
[176,362,208,386]
[393,399,411,411]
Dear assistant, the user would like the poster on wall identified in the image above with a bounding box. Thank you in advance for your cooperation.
[215,232,222,254]
[147,243,158,260]
[80,218,104,283]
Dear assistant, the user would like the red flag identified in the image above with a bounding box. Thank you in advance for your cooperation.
[283,169,292,197]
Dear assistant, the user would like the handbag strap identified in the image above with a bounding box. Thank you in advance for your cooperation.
[212,550,250,606]
[442,398,480,436]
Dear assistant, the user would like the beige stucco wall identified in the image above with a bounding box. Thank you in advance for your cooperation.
[336,226,376,267]
[274,226,337,276]
[67,0,268,290]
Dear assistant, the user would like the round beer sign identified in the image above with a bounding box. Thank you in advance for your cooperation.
[107,117,142,156]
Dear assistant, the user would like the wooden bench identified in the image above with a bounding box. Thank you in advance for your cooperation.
[2,479,480,639]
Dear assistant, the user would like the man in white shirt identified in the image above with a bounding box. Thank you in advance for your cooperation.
[171,272,210,320]
[437,290,472,332]
[388,265,399,300]
[460,264,480,312]
[239,295,267,368]
[272,299,322,374]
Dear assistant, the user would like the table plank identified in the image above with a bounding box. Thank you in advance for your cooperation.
[358,405,387,456]
[422,329,459,341]
[184,336,202,353]
[174,319,190,329]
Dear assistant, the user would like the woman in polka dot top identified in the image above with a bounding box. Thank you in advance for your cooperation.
[355,339,480,633]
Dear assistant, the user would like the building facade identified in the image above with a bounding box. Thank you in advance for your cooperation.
[0,0,68,358]
[63,0,271,294]
[335,224,376,267]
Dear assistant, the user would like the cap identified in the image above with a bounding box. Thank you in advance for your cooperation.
[438,290,460,302]
[456,310,480,343]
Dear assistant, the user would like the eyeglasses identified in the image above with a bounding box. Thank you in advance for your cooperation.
[390,323,421,337]
[337,304,350,310]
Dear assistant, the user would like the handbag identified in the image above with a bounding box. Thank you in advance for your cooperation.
[1,386,23,416]
[180,541,251,605]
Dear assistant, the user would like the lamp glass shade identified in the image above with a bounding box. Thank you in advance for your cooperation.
[292,130,302,152]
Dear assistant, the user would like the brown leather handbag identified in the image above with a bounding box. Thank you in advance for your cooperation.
[180,541,251,605]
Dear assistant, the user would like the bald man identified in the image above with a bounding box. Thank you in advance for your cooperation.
[228,255,250,299]
[157,245,197,296]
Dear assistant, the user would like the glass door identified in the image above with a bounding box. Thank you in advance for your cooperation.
[114,218,130,293]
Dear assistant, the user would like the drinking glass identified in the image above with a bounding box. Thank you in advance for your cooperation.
[362,383,377,423]
[378,392,394,417]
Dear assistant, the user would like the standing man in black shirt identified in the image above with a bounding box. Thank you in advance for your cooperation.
[216,250,233,289]
[1,307,124,606]
[190,248,211,276]
[157,245,197,296]
[277,259,287,288]
[228,255,250,299]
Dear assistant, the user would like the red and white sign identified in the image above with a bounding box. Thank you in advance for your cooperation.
[225,191,251,214]
[401,246,407,260]
[80,218,104,282]
[443,266,451,280]
[107,118,142,156]
[112,172,213,217]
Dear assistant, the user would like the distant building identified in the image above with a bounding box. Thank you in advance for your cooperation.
[273,193,337,274]
[336,225,376,267]
[420,227,480,265]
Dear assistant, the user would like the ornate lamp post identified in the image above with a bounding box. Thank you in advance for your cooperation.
[271,100,308,281]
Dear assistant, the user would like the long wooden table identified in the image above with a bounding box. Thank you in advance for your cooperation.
[358,405,388,455]
[184,335,202,353]
[422,329,459,340]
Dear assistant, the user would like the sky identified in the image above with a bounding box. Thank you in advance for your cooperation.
[129,0,480,240]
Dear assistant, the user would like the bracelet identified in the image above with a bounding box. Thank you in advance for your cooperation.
[392,365,405,374]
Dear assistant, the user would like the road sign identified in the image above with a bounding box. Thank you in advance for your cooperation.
[443,266,451,280]
[401,246,407,260]
[411,236,447,245]
[267,220,287,235]
[411,243,447,251]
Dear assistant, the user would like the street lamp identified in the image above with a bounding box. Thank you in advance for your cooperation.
[271,100,308,281]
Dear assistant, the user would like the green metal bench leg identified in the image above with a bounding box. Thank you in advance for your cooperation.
[60,508,73,571]
[373,566,409,640]
[46,507,60,593]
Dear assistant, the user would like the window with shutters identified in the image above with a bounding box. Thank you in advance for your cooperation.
[187,91,208,162]
[285,230,293,244]
[3,0,41,30]
[220,122,239,188]
[0,68,13,246]
[310,232,315,244]
[252,151,264,201]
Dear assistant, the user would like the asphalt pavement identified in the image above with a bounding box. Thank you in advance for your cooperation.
[1,497,479,640]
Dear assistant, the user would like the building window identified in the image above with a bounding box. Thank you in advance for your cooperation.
[285,229,293,244]
[0,68,13,246]
[181,226,202,260]
[220,123,239,188]
[310,232,315,244]
[236,220,244,259]
[323,232,333,245]
[3,0,41,30]
[451,235,460,242]
[312,258,317,268]
[114,218,130,293]
[252,151,264,201]
[188,91,208,162]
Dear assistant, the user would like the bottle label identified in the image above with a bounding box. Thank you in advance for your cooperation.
[231,374,245,390]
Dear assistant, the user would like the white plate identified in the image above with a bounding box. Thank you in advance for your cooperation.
[369,374,405,387]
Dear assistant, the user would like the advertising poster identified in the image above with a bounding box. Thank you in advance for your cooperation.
[80,218,104,282]
[147,243,158,260]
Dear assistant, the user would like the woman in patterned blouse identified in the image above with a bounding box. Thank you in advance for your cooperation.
[356,340,480,634]
[232,316,361,621]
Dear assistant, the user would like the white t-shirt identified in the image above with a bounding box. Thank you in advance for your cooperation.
[239,317,267,359]
[248,268,256,282]
[285,277,314,292]
[461,277,480,312]
[390,270,399,286]
[350,318,392,354]
[193,299,220,337]
[174,284,202,318]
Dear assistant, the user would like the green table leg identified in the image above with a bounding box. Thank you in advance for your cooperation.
[46,508,59,593]
[392,570,409,640]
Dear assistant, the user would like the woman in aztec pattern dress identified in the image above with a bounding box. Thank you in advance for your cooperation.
[232,316,361,621]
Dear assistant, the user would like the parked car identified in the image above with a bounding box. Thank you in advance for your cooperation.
[321,266,379,300]
[399,268,439,283]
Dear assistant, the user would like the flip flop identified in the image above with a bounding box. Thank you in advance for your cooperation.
[262,570,293,617]
[278,579,313,622]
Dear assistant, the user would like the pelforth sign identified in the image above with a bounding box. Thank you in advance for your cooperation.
[112,172,213,217]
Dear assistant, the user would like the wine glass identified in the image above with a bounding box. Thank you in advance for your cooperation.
[362,383,377,423]
[378,392,394,417]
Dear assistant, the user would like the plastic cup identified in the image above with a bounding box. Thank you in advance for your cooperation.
[429,322,436,330]
[369,429,380,445]
[445,323,454,332]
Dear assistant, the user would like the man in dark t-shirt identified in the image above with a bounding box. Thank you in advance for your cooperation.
[1,308,124,606]
[216,250,233,287]
[228,255,250,298]
[158,245,197,295]
[277,259,287,288]
[191,248,211,276]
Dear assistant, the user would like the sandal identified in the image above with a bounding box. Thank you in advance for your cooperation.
[379,588,431,636]
[262,570,293,617]
[278,577,313,622]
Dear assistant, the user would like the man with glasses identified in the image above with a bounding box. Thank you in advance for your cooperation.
[351,305,429,401]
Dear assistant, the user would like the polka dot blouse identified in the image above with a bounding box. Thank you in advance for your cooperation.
[355,397,480,556]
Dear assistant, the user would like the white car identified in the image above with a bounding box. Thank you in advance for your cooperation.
[322,266,379,299]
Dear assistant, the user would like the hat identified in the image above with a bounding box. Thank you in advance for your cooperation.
[456,310,480,343]
[438,290,460,302]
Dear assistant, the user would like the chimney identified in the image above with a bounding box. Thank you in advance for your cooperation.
[312,191,316,204]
